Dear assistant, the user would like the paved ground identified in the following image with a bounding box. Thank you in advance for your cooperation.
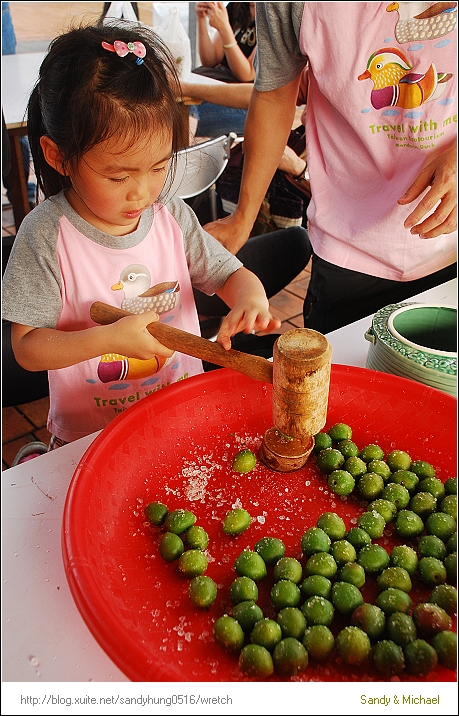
[9,2,153,50]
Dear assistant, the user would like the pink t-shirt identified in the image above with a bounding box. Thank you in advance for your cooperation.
[48,210,203,441]
[256,2,457,280]
[3,192,243,443]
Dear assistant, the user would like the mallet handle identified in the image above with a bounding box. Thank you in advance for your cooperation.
[90,301,274,385]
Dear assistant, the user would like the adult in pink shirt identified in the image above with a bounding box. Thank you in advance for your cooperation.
[204,2,456,333]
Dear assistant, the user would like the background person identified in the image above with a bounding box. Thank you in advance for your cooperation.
[190,2,256,137]
[180,75,310,185]
[180,72,312,336]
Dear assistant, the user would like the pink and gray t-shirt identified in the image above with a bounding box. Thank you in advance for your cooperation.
[2,191,242,441]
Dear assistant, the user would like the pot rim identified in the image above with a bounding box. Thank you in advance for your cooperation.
[387,304,457,358]
[368,302,457,377]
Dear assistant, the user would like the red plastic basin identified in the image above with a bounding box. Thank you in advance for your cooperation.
[62,365,457,682]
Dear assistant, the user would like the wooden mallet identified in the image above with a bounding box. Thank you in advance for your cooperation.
[90,302,332,472]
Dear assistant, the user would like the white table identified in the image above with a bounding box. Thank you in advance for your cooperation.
[2,279,457,685]
[327,278,457,368]
[2,52,45,129]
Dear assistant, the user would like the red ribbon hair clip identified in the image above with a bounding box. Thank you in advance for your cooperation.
[102,40,146,65]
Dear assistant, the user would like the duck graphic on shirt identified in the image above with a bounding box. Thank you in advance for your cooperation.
[386,2,457,44]
[358,46,453,109]
[97,264,180,383]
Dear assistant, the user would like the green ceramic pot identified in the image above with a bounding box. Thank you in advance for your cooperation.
[365,304,457,397]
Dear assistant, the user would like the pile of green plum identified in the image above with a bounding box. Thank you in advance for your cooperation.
[144,503,221,607]
[312,423,456,587]
[144,503,257,609]
[212,505,456,679]
[144,427,457,680]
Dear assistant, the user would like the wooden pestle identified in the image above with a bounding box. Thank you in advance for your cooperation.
[259,329,332,472]
[89,301,273,384]
[272,329,332,438]
[90,303,332,473]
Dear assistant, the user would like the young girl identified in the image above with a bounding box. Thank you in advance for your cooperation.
[2,20,280,452]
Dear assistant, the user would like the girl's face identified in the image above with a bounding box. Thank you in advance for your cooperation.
[66,131,173,235]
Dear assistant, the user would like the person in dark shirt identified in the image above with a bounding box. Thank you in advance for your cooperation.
[190,2,256,137]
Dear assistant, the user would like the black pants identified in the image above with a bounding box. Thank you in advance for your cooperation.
[194,225,312,316]
[2,135,36,206]
[303,255,457,335]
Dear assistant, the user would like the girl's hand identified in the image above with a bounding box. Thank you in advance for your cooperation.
[217,303,281,351]
[215,267,280,350]
[108,311,174,360]
[398,141,457,238]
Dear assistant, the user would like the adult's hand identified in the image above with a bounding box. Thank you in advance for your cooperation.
[278,145,306,177]
[203,1,231,36]
[204,213,252,255]
[398,141,457,238]
[195,2,213,20]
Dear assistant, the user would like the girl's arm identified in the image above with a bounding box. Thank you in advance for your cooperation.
[10,312,173,372]
[215,267,281,350]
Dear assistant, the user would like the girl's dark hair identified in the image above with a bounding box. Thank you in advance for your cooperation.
[27,20,186,199]
[230,3,254,32]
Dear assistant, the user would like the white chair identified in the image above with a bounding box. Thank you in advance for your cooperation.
[163,132,236,220]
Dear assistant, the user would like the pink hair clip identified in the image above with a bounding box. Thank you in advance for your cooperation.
[102,40,146,65]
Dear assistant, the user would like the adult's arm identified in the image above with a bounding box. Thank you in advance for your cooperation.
[182,63,308,112]
[181,80,253,109]
[204,77,301,254]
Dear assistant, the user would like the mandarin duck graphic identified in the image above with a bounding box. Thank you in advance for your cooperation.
[97,265,180,384]
[111,264,180,314]
[386,1,457,44]
[358,47,453,109]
